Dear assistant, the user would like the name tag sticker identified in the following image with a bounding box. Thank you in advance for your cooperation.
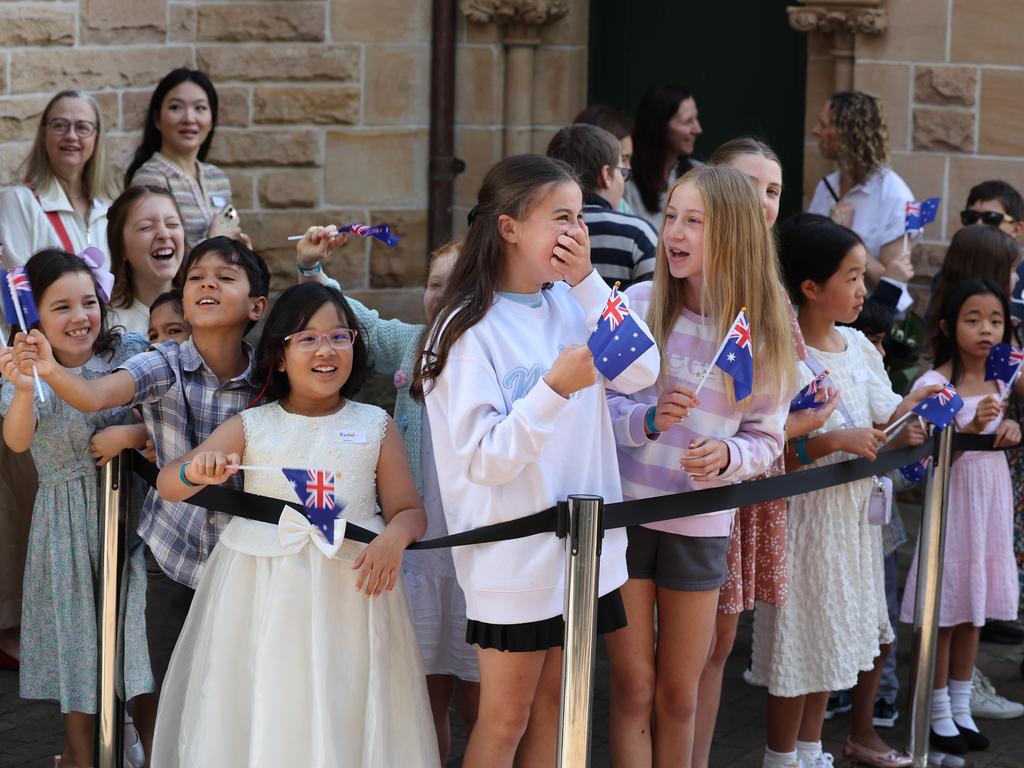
[334,429,366,444]
[210,195,226,208]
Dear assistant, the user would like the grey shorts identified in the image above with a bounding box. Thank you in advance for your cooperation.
[625,526,731,592]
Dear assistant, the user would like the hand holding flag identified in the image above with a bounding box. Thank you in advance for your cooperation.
[694,308,754,400]
[587,283,655,380]
[912,382,964,429]
[789,371,830,412]
[2,268,45,402]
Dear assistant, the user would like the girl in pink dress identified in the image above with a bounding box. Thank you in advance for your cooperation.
[901,278,1022,756]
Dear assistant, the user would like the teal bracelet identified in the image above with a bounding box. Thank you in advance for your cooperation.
[645,406,660,435]
[296,260,323,275]
[794,437,812,465]
[180,461,200,488]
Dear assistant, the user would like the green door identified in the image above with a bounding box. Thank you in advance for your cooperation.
[588,0,808,222]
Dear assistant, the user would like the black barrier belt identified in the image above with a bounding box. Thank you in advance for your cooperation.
[131,432,998,550]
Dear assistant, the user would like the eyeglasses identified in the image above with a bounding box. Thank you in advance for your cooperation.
[45,118,97,138]
[960,209,1017,227]
[617,165,633,182]
[283,328,358,352]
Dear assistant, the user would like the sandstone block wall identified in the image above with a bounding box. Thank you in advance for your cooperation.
[0,0,589,322]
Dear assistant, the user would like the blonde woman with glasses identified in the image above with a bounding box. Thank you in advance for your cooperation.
[0,90,118,271]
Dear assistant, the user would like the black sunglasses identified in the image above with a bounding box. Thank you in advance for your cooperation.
[960,209,1017,227]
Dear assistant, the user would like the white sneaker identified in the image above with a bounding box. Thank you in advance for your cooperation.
[971,668,1024,719]
[124,721,145,768]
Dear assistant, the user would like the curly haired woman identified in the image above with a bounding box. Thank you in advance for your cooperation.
[807,91,915,303]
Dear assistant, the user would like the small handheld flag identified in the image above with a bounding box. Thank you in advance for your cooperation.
[985,342,1024,387]
[2,268,40,329]
[587,283,655,381]
[790,371,829,412]
[695,308,754,400]
[281,468,344,544]
[2,268,45,403]
[286,223,401,247]
[899,456,931,484]
[912,382,964,430]
[905,197,940,233]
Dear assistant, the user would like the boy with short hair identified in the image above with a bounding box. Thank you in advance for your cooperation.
[14,236,270,694]
[546,123,658,288]
[962,180,1024,241]
[147,290,191,345]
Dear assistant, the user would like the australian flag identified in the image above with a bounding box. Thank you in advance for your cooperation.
[712,309,755,400]
[899,456,931,485]
[2,267,40,329]
[281,468,342,544]
[912,383,964,430]
[905,197,940,232]
[985,342,1024,385]
[588,284,655,380]
[790,371,829,412]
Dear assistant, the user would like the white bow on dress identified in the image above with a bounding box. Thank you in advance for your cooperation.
[277,506,347,559]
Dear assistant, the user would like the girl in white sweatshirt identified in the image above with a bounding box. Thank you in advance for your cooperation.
[414,154,659,768]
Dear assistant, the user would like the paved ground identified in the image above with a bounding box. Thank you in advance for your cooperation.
[3,500,1024,767]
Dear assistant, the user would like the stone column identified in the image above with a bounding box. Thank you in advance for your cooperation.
[462,0,568,156]
[787,0,888,91]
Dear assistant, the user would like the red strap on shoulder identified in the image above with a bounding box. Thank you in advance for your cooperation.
[35,195,75,252]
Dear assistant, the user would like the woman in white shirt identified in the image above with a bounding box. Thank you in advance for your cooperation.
[0,90,118,270]
[806,90,915,298]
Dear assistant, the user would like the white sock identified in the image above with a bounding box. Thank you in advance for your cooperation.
[949,677,979,732]
[763,747,798,768]
[932,686,959,737]
[796,739,823,761]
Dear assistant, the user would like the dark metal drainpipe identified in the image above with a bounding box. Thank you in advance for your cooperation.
[428,0,464,254]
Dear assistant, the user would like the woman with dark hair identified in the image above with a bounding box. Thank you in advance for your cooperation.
[622,84,702,229]
[807,91,915,295]
[125,69,247,248]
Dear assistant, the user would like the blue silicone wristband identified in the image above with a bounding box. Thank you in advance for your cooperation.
[180,461,200,488]
[794,437,812,466]
[645,406,660,434]
[296,260,323,275]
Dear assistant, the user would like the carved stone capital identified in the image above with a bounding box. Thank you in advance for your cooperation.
[461,0,568,27]
[787,5,887,36]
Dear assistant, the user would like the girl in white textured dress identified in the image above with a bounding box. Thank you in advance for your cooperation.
[750,214,938,768]
[150,281,437,768]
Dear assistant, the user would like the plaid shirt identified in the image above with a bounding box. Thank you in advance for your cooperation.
[119,339,260,588]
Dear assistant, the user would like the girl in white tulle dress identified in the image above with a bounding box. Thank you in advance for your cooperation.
[150,282,437,768]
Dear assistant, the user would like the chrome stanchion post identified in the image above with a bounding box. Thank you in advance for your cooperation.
[96,453,126,768]
[906,428,954,767]
[557,494,603,768]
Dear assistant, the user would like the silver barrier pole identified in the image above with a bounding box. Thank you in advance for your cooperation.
[906,428,954,767]
[96,454,126,768]
[557,494,603,768]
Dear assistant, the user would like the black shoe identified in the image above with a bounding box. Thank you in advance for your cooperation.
[930,727,968,755]
[980,619,1024,645]
[956,723,990,751]
[873,698,899,728]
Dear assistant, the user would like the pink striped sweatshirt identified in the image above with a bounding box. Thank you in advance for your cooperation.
[606,281,788,537]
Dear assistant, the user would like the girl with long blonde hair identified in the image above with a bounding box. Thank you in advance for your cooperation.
[606,163,795,767]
